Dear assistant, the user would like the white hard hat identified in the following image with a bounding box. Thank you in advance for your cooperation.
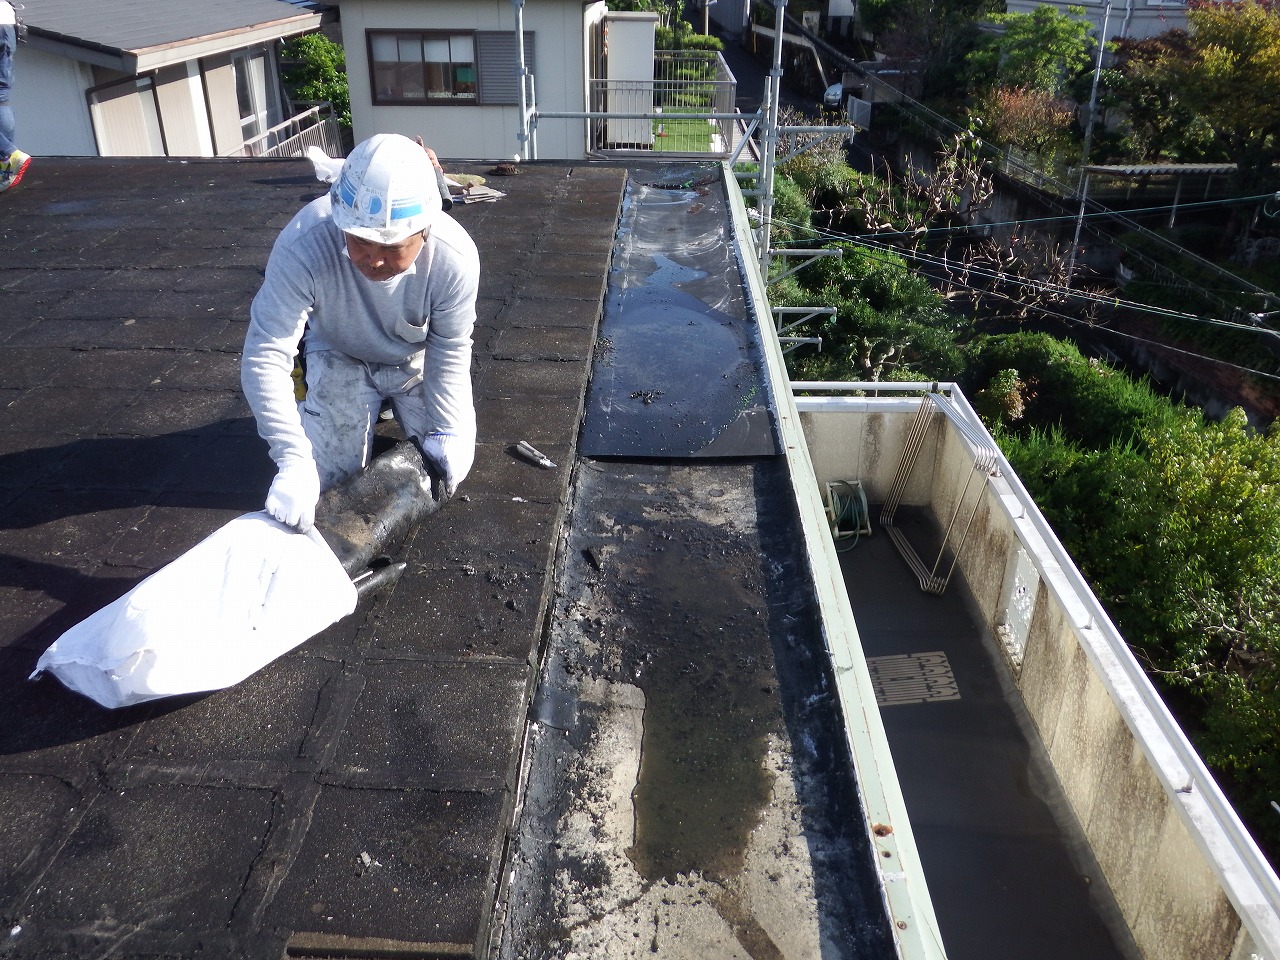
[330,134,441,244]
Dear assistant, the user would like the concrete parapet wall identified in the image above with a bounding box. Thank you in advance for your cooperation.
[956,449,1254,960]
[994,524,1243,960]
[799,400,939,505]
[796,394,1272,960]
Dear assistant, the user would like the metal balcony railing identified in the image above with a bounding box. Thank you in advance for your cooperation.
[235,102,345,160]
[587,50,737,156]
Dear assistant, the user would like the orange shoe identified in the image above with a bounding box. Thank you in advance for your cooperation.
[1,149,31,191]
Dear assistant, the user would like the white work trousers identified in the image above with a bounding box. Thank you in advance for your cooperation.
[301,348,438,490]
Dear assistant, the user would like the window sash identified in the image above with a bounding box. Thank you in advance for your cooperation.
[369,30,477,103]
[368,30,530,106]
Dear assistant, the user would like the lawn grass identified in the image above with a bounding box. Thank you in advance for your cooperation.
[652,113,714,153]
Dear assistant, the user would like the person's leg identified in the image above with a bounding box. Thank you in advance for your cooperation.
[0,25,14,161]
[300,349,382,490]
[0,105,15,161]
[379,354,476,489]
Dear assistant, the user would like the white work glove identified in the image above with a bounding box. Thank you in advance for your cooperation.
[420,432,474,496]
[265,457,321,533]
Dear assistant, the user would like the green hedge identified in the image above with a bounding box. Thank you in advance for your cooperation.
[960,332,1177,449]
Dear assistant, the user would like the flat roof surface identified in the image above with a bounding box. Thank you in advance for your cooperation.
[0,157,898,959]
[0,156,623,958]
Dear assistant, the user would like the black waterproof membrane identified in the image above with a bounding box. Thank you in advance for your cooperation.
[581,164,782,459]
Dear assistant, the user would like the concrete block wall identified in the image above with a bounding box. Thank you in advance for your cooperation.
[797,400,1265,960]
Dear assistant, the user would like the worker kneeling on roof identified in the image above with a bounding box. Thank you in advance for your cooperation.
[242,133,479,533]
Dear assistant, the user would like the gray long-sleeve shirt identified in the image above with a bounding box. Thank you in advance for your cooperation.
[241,194,479,467]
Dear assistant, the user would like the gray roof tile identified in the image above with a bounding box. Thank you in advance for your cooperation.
[24,0,323,53]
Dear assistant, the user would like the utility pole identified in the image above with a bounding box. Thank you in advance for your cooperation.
[1067,0,1111,287]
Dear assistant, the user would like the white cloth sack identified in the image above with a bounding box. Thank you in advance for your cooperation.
[305,145,344,184]
[30,512,357,710]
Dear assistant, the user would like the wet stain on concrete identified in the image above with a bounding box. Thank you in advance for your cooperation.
[499,459,899,959]
[613,518,780,883]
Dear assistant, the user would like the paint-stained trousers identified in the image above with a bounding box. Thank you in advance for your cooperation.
[301,348,447,490]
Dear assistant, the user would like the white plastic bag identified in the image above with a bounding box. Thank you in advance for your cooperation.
[30,512,357,709]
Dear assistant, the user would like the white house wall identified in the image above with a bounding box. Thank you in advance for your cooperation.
[9,42,278,159]
[12,46,97,156]
[338,0,604,160]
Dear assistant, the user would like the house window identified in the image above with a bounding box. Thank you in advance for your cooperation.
[88,76,166,156]
[368,30,534,106]
[370,31,477,102]
[233,51,267,140]
[232,47,282,145]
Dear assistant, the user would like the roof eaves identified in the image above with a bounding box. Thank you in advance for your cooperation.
[28,11,325,75]
[1084,162,1238,176]
[25,32,134,73]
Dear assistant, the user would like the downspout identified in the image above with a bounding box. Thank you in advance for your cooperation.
[514,0,531,159]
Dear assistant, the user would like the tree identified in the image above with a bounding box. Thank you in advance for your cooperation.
[965,4,1094,98]
[974,85,1075,155]
[859,0,996,80]
[1100,2,1280,195]
[777,242,966,381]
[1156,0,1280,194]
[655,19,724,50]
[1097,0,1280,248]
[281,33,350,130]
[845,130,995,241]
[1109,409,1280,855]
[1102,32,1220,163]
[962,332,1176,449]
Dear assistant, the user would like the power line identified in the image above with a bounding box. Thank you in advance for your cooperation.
[766,214,1280,336]
[862,236,1269,332]
[1060,320,1280,384]
[807,191,1277,243]
[763,216,1280,379]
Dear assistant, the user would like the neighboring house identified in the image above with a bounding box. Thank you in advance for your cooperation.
[1003,0,1188,42]
[15,0,333,158]
[707,0,751,40]
[332,0,609,160]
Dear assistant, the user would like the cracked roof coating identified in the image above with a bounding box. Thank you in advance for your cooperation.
[0,156,624,959]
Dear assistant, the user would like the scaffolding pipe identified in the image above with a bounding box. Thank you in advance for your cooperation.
[529,72,539,157]
[514,0,530,159]
[757,0,786,274]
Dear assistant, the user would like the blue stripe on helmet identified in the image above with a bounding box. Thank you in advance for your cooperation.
[390,199,424,221]
[337,173,357,208]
